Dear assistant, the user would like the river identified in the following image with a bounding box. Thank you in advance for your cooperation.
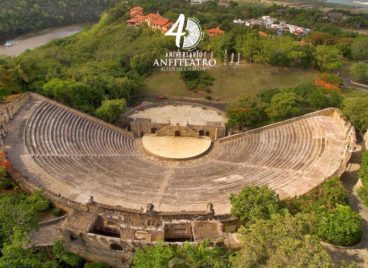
[325,0,368,7]
[0,24,89,57]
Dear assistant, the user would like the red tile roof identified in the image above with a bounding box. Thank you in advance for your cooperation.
[130,6,143,17]
[152,18,171,26]
[207,27,225,36]
[145,13,164,20]
[127,8,172,32]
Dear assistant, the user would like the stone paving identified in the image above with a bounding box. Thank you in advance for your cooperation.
[129,105,227,126]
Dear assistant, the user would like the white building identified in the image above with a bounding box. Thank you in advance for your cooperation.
[240,16,310,36]
[233,19,246,24]
[189,0,210,4]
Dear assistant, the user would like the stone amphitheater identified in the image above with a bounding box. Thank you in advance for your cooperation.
[0,93,356,267]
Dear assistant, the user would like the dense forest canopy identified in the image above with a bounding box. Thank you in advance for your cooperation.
[1,0,367,41]
[0,0,368,128]
[0,0,116,39]
[0,0,367,127]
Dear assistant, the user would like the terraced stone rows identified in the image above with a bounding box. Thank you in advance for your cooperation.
[5,94,353,214]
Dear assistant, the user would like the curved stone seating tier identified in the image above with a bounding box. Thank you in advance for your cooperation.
[4,94,354,215]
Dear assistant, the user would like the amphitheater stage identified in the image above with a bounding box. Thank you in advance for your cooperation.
[142,135,212,160]
[128,104,227,126]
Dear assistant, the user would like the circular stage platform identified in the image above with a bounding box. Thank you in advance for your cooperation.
[142,135,212,160]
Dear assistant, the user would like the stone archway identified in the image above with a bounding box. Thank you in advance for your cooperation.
[175,131,181,137]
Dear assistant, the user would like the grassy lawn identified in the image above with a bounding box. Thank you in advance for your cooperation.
[344,88,368,98]
[142,64,319,102]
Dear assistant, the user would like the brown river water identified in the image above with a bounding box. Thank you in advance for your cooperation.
[0,24,90,57]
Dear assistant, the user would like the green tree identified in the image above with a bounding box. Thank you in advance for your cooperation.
[227,98,266,130]
[0,230,58,268]
[180,71,214,91]
[84,263,110,268]
[308,89,329,109]
[0,168,6,180]
[207,33,234,62]
[261,36,296,67]
[285,177,349,214]
[230,214,333,268]
[95,98,126,123]
[317,205,362,246]
[351,37,368,60]
[174,241,230,268]
[0,57,23,96]
[314,45,342,72]
[351,62,368,83]
[0,193,38,247]
[236,31,262,64]
[53,240,84,268]
[42,78,103,113]
[230,186,281,223]
[342,96,368,133]
[132,242,176,268]
[358,151,368,206]
[132,241,230,268]
[26,191,50,212]
[266,91,303,121]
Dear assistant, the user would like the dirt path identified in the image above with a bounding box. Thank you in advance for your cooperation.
[323,143,368,267]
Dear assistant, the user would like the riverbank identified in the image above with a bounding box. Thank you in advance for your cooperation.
[238,0,368,11]
[0,23,92,57]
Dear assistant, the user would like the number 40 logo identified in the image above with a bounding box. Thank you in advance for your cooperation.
[165,14,203,51]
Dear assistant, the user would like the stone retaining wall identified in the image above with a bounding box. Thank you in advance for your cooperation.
[124,100,227,140]
[0,93,30,149]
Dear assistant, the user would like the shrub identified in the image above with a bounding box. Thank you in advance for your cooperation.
[26,191,51,212]
[84,262,110,268]
[266,91,303,121]
[230,186,281,223]
[359,150,368,184]
[285,177,349,214]
[180,71,214,91]
[53,240,84,268]
[358,150,368,206]
[95,98,126,124]
[358,186,368,207]
[175,241,230,268]
[132,242,176,268]
[342,96,368,134]
[231,213,334,267]
[52,207,64,217]
[351,62,368,83]
[0,167,6,179]
[0,193,38,246]
[0,177,14,190]
[317,205,362,246]
[319,177,349,209]
[132,241,230,268]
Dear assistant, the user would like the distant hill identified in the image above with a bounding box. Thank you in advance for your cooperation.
[0,0,116,40]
